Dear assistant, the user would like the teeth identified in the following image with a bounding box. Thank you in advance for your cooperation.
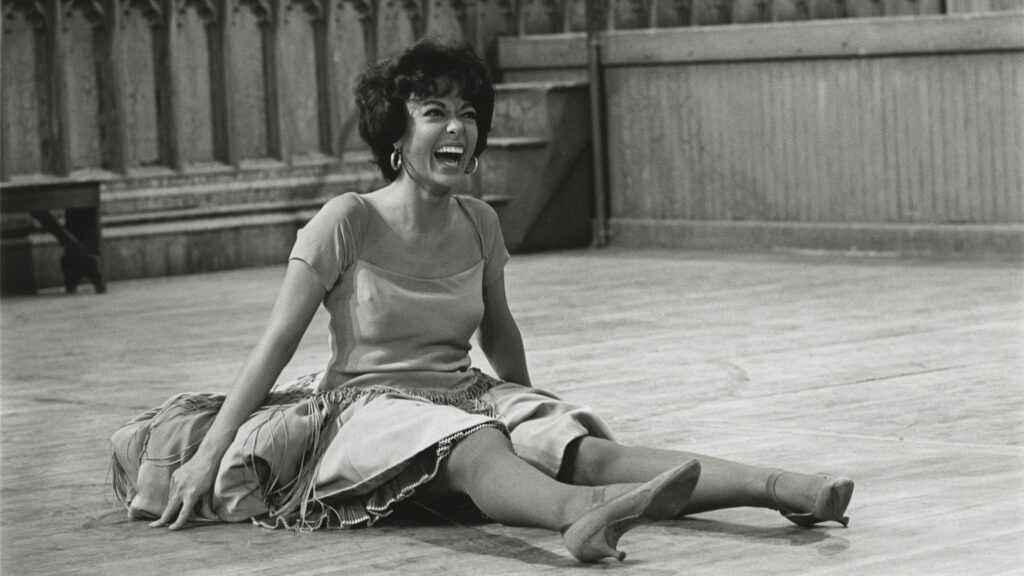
[436,145,464,155]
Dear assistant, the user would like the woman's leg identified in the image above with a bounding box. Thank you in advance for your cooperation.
[422,427,702,562]
[425,427,598,529]
[564,436,830,516]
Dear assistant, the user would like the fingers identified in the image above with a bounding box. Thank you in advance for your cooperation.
[149,492,182,528]
[149,479,199,530]
[167,493,196,530]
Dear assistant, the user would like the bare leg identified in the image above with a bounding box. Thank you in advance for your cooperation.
[566,436,827,516]
[425,427,613,529]
[424,427,702,562]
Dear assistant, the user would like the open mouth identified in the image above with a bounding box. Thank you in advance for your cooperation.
[433,145,465,167]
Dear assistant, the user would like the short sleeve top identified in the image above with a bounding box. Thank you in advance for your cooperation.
[289,192,510,390]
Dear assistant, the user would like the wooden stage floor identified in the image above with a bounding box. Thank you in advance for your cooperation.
[2,248,1022,575]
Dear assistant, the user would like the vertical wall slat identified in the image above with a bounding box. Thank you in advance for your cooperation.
[321,0,339,156]
[267,0,286,161]
[594,43,1023,227]
[63,1,105,172]
[2,2,46,177]
[104,0,128,172]
[219,0,238,166]
[1006,56,1024,222]
[162,0,181,168]
[49,0,72,175]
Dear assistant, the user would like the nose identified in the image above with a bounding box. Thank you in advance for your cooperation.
[446,117,461,135]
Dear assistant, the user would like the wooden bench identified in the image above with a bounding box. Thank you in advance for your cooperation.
[1,180,106,293]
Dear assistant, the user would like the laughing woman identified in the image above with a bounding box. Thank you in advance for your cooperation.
[110,39,853,563]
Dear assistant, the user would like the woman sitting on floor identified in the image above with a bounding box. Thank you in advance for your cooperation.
[110,38,854,563]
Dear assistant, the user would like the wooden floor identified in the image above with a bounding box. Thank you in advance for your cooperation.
[2,248,1022,575]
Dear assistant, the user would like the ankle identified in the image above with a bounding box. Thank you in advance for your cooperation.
[561,486,604,528]
[766,470,822,513]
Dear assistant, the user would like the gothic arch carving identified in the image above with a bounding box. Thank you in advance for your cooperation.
[62,0,106,28]
[284,0,323,21]
[176,0,218,23]
[234,0,272,24]
[4,0,49,30]
[122,0,164,26]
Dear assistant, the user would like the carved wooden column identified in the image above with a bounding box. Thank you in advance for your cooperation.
[267,0,286,160]
[772,0,810,20]
[344,0,376,62]
[209,0,233,165]
[845,0,882,17]
[450,0,469,40]
[95,0,129,173]
[664,0,693,26]
[612,0,649,29]
[160,0,181,168]
[401,0,423,37]
[172,0,222,166]
[231,0,273,161]
[2,0,53,177]
[322,0,340,156]
[277,0,328,160]
[219,0,236,166]
[50,0,72,174]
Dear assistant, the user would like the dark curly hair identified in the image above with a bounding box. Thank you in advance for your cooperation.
[355,38,495,182]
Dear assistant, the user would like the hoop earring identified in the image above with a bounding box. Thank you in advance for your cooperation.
[465,156,478,175]
[390,149,402,172]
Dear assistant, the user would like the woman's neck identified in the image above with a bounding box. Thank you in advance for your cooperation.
[376,176,454,236]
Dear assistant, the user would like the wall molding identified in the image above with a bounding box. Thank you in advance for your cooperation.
[500,12,1024,71]
[610,218,1024,256]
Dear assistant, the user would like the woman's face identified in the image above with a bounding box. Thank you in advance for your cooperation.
[397,92,478,194]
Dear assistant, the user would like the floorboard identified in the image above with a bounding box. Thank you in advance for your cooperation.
[2,248,1022,575]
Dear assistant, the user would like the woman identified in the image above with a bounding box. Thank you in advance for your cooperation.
[111,39,853,563]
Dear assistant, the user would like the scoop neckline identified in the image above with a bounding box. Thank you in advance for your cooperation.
[349,193,486,281]
[354,257,484,281]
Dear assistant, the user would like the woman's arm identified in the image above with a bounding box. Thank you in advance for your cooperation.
[150,260,326,529]
[478,272,532,387]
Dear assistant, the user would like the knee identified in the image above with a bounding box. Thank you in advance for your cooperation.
[570,437,627,485]
[444,427,513,489]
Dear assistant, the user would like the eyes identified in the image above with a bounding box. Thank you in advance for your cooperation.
[422,106,477,121]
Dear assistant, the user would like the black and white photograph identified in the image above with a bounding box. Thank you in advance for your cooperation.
[1,0,1022,574]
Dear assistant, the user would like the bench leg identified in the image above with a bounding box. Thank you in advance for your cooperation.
[31,209,106,294]
[65,206,105,293]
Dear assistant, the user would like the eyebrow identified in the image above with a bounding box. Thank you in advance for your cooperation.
[420,98,475,111]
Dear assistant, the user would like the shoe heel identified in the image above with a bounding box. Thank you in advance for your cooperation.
[770,473,855,528]
[569,522,629,562]
[562,460,701,563]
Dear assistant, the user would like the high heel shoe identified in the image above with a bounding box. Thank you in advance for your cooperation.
[561,460,701,563]
[767,471,854,527]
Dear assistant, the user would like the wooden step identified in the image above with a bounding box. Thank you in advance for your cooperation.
[486,136,551,150]
[490,81,589,140]
[103,199,326,226]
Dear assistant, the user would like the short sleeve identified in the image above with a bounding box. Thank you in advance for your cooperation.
[289,193,368,291]
[473,199,510,286]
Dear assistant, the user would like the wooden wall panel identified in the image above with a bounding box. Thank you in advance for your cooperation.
[427,0,466,39]
[846,0,884,17]
[173,5,216,164]
[604,52,1024,225]
[376,0,415,58]
[733,0,770,23]
[228,5,270,160]
[121,3,164,168]
[332,0,369,153]
[651,0,692,26]
[945,0,1024,11]
[63,7,105,171]
[1,6,47,176]
[279,0,324,158]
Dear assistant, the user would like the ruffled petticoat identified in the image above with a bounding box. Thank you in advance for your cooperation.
[109,369,614,531]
